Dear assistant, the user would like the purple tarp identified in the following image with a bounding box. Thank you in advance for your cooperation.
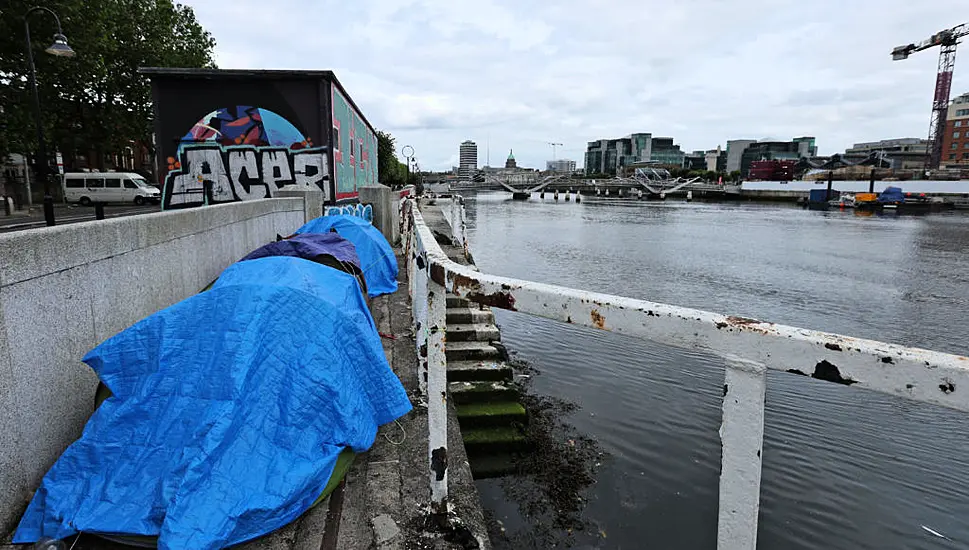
[240,233,361,269]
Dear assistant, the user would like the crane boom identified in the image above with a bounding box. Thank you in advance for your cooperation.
[892,23,968,170]
[892,24,968,59]
[547,142,563,161]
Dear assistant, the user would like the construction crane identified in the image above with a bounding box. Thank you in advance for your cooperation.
[547,142,563,161]
[892,22,969,170]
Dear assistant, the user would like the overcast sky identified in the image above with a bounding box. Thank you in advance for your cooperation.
[192,1,968,171]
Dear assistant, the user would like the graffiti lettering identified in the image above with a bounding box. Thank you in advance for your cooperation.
[325,203,373,223]
[164,144,328,208]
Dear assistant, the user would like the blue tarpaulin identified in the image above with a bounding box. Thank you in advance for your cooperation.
[808,188,839,202]
[240,232,362,269]
[296,215,398,297]
[878,186,906,203]
[15,257,411,550]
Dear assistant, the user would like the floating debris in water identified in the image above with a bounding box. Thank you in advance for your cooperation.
[921,525,952,541]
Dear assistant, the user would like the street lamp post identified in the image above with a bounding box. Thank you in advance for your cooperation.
[401,145,414,189]
[24,6,75,226]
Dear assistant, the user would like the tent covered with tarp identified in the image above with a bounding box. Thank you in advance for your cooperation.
[296,215,398,297]
[240,232,368,297]
[241,232,361,268]
[878,186,906,203]
[14,256,412,550]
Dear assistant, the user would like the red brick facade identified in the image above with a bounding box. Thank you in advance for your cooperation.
[940,119,969,167]
[941,93,969,168]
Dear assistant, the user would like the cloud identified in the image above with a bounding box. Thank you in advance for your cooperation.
[191,0,969,170]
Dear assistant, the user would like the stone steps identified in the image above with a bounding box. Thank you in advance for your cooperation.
[445,341,503,362]
[461,426,529,454]
[443,285,525,478]
[447,322,500,342]
[446,307,495,325]
[446,295,472,308]
[446,360,513,383]
[456,401,527,428]
[449,381,520,404]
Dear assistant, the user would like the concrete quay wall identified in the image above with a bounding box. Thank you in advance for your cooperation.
[0,198,305,535]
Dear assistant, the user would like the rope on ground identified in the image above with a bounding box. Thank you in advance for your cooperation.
[383,419,407,446]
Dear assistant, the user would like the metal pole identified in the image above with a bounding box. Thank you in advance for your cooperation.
[869,169,875,194]
[401,145,414,190]
[826,171,833,201]
[22,155,33,209]
[24,6,69,226]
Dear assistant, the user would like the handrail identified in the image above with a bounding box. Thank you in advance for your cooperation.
[402,196,969,548]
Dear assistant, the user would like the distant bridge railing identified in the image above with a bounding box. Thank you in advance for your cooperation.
[401,196,969,548]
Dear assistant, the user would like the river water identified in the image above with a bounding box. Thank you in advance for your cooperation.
[461,192,969,549]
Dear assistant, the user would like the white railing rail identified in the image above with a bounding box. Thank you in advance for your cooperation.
[402,197,969,546]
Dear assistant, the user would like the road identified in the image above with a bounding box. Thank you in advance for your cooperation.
[0,203,161,233]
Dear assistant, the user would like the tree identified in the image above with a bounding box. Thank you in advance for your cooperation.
[375,130,401,187]
[0,0,216,174]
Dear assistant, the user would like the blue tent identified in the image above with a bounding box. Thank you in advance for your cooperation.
[240,232,361,269]
[296,215,398,297]
[15,257,411,550]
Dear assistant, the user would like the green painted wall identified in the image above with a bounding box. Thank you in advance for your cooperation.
[331,86,377,201]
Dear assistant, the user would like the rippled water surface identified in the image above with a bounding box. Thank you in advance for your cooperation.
[463,193,969,549]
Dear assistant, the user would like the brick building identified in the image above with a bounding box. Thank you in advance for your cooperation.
[941,92,969,168]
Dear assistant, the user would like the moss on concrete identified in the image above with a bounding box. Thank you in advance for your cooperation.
[462,426,528,453]
[457,402,526,420]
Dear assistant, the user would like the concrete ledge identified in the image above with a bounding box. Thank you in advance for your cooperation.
[0,199,302,286]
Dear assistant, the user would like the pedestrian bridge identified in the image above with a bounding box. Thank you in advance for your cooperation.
[463,174,739,198]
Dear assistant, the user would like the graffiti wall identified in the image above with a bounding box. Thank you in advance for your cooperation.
[331,86,378,201]
[146,70,379,209]
[164,106,327,207]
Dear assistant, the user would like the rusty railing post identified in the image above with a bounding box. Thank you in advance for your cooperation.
[413,231,429,398]
[426,276,448,519]
[717,357,767,550]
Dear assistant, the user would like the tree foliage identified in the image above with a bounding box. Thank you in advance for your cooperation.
[375,130,400,186]
[0,0,216,172]
[376,129,419,188]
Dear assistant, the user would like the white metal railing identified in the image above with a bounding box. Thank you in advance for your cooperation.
[402,196,969,547]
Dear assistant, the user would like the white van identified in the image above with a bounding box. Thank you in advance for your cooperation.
[62,172,161,205]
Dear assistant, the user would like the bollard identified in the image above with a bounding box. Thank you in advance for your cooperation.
[575,192,581,203]
[869,169,875,194]
[95,203,105,220]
